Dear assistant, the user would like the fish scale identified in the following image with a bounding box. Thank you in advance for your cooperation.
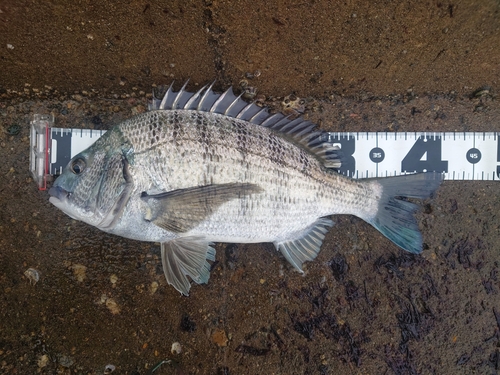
[130,112,330,232]
[48,82,442,295]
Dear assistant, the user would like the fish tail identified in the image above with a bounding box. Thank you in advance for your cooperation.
[368,172,442,253]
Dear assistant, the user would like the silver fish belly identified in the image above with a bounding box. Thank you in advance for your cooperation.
[48,82,442,295]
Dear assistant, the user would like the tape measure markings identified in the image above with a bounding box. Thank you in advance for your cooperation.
[29,115,500,189]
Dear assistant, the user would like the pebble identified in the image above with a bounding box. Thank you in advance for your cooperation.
[98,294,121,315]
[110,274,118,285]
[105,296,121,314]
[71,264,87,282]
[131,105,146,115]
[171,342,182,354]
[149,281,159,295]
[104,364,116,374]
[58,354,74,368]
[24,268,40,285]
[211,329,228,347]
[37,354,49,368]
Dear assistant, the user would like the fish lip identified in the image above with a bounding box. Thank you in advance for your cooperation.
[48,186,69,201]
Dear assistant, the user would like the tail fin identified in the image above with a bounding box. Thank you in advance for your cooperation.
[368,172,443,253]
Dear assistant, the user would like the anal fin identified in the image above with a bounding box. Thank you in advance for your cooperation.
[274,218,334,272]
[161,237,216,296]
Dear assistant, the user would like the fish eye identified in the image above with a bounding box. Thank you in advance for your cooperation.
[70,158,86,174]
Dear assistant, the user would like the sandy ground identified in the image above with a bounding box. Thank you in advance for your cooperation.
[1,1,500,374]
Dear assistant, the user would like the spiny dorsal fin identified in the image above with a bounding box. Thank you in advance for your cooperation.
[149,81,342,169]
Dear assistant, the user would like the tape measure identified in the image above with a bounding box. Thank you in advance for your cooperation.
[29,114,499,190]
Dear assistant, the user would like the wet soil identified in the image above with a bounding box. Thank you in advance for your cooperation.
[1,1,500,374]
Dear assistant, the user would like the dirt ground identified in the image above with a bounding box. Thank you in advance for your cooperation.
[1,1,500,374]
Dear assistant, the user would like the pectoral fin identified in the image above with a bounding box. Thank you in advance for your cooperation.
[161,237,216,296]
[142,183,262,233]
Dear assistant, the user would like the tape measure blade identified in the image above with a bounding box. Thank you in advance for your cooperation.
[471,133,497,180]
[375,132,413,177]
[386,133,417,175]
[71,129,106,157]
[48,127,106,175]
[352,133,376,177]
[43,126,499,181]
[49,128,72,175]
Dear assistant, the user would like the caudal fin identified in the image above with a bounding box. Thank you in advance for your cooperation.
[368,172,443,253]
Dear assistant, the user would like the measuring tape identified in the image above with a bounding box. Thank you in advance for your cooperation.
[29,114,499,190]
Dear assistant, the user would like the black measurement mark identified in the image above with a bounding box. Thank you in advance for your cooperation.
[50,130,72,175]
[370,147,385,163]
[330,135,356,176]
[466,148,481,164]
[401,136,448,173]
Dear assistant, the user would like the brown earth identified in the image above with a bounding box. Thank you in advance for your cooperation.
[1,1,500,374]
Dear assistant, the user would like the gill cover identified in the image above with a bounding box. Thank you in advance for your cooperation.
[49,127,134,228]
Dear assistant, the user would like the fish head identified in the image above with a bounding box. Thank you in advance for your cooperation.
[49,129,134,229]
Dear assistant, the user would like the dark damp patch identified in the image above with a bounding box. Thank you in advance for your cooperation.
[394,291,434,353]
[385,345,418,375]
[444,237,484,270]
[329,255,348,282]
[180,314,196,332]
[374,250,423,279]
[235,344,270,356]
[290,285,367,366]
[224,243,238,270]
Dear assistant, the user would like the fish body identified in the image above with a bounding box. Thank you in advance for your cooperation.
[49,83,442,295]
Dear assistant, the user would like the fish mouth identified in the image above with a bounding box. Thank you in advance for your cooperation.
[48,185,70,201]
[48,185,80,220]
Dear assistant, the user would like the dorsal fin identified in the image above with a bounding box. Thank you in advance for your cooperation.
[149,81,342,169]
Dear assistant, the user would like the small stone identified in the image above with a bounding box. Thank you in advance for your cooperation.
[110,274,118,285]
[149,281,159,295]
[211,329,228,347]
[71,264,87,282]
[171,342,182,354]
[104,364,116,374]
[24,268,40,285]
[58,354,74,368]
[37,354,49,368]
[131,105,146,115]
[105,298,121,314]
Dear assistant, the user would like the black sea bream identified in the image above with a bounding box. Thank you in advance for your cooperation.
[49,82,442,295]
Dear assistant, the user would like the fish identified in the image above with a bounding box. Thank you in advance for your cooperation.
[48,81,443,295]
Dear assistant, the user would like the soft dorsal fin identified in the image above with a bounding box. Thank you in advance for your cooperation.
[149,81,342,169]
